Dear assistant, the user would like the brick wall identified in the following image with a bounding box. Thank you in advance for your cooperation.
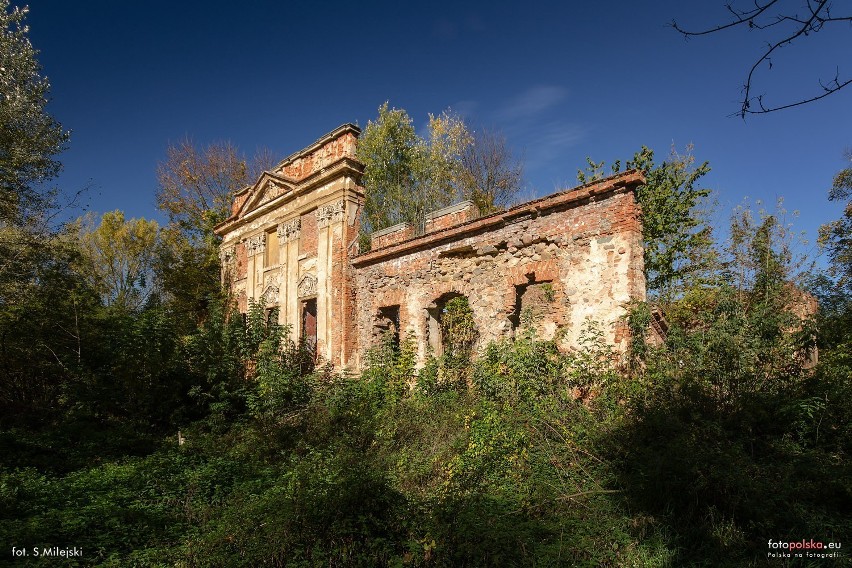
[352,172,645,365]
[300,210,318,256]
[371,223,414,250]
[279,132,358,181]
[424,201,478,233]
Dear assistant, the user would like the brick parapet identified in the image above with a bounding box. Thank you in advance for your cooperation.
[353,170,644,268]
[371,222,414,250]
[424,200,478,234]
[276,126,359,182]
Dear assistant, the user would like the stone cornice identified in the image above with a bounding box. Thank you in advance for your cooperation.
[214,158,364,236]
[352,170,645,267]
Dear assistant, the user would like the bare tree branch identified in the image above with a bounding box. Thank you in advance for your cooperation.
[671,0,782,36]
[672,0,851,117]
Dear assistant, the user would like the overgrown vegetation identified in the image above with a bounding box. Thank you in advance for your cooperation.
[4,280,848,565]
[1,5,850,564]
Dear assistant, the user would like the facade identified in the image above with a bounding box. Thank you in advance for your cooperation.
[214,124,647,370]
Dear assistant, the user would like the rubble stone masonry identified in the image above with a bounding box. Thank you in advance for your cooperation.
[351,171,645,368]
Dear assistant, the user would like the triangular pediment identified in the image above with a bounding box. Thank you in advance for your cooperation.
[236,172,296,218]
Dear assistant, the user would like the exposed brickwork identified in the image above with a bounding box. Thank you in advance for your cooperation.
[299,210,318,257]
[232,192,249,217]
[352,174,646,365]
[279,131,358,181]
[371,223,414,250]
[424,201,478,234]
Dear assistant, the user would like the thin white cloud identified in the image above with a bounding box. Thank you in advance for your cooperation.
[490,86,585,193]
[498,86,569,122]
[447,100,479,119]
[522,122,586,170]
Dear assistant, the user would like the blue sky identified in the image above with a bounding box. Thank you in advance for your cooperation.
[24,1,851,263]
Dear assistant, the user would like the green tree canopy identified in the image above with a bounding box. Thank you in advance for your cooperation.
[0,0,68,225]
[356,103,523,239]
[578,146,713,297]
[819,150,852,292]
[0,0,69,304]
[356,103,422,234]
[77,210,160,311]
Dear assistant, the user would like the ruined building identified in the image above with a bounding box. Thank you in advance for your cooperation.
[214,124,646,370]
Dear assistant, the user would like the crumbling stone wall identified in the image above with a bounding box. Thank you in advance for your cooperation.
[351,171,646,368]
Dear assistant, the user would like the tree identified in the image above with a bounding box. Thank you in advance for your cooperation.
[78,210,159,311]
[672,1,852,117]
[156,139,274,239]
[357,103,523,238]
[153,223,222,329]
[420,110,473,224]
[0,0,69,299]
[356,103,425,234]
[0,0,69,224]
[578,146,713,297]
[819,149,852,292]
[155,139,275,322]
[460,127,523,214]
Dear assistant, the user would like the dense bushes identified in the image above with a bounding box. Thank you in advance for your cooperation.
[2,218,851,566]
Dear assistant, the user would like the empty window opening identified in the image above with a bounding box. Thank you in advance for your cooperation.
[301,298,317,350]
[265,228,279,266]
[427,293,476,358]
[265,307,278,327]
[510,280,555,338]
[374,305,401,350]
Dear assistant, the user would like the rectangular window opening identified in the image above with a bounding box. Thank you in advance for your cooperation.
[301,298,317,350]
[376,305,401,350]
[510,280,554,336]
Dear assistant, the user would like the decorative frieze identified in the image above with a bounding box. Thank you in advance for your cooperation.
[261,285,279,304]
[245,233,266,255]
[262,274,281,305]
[263,180,287,203]
[316,200,345,228]
[297,273,318,298]
[277,218,301,242]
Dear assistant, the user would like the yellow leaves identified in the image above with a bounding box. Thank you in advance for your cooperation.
[77,210,159,309]
[156,139,272,235]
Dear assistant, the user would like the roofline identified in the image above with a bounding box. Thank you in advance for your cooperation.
[274,123,361,171]
[352,169,645,267]
[213,123,362,235]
